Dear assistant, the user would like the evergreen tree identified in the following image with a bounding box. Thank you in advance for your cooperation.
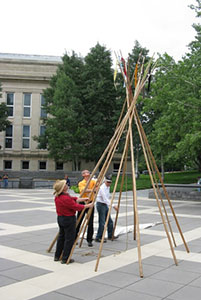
[36,53,87,170]
[128,41,151,174]
[0,83,10,132]
[82,43,118,162]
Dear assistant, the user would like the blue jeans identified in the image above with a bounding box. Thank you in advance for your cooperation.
[3,179,8,188]
[96,202,113,239]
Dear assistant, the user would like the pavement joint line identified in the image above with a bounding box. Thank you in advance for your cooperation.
[0,207,55,214]
[0,223,58,236]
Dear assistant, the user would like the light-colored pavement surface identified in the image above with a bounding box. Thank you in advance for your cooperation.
[0,188,201,300]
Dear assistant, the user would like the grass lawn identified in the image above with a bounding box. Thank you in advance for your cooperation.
[71,170,201,193]
[110,170,201,192]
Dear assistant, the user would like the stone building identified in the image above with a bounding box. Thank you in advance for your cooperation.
[0,53,123,180]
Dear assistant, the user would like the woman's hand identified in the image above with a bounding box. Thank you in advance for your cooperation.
[85,202,94,209]
[77,197,89,203]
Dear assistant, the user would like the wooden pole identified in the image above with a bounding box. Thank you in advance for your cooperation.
[127,94,143,277]
[135,109,189,253]
[135,111,177,247]
[133,111,178,265]
[112,144,129,238]
[95,122,131,271]
[46,232,58,253]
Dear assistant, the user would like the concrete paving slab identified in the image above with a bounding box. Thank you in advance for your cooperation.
[0,258,23,271]
[0,275,18,287]
[167,285,201,300]
[56,279,119,300]
[30,292,74,300]
[125,277,183,298]
[89,269,139,288]
[117,261,164,277]
[151,267,200,284]
[171,260,201,274]
[94,288,160,300]
[0,264,51,281]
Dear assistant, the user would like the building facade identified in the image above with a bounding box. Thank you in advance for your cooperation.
[0,53,124,178]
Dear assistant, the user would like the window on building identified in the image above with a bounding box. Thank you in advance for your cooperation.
[6,93,14,117]
[22,161,29,170]
[40,125,46,136]
[39,125,47,149]
[23,93,31,117]
[22,125,30,149]
[113,163,120,172]
[39,161,47,170]
[5,125,13,148]
[56,162,63,170]
[40,95,47,118]
[4,160,12,169]
[72,161,81,171]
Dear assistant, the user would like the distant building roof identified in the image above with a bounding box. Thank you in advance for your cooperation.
[0,53,62,63]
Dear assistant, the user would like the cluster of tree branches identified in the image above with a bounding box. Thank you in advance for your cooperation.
[1,1,200,172]
[35,1,201,172]
[37,44,119,170]
[0,84,10,132]
[142,0,201,171]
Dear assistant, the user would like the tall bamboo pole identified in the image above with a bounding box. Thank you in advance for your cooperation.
[134,111,177,247]
[133,112,178,265]
[112,143,129,238]
[95,123,131,271]
[135,110,189,253]
[126,94,143,276]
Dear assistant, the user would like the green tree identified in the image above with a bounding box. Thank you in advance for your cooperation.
[82,43,118,162]
[0,83,10,132]
[128,41,151,174]
[143,1,201,171]
[36,52,87,170]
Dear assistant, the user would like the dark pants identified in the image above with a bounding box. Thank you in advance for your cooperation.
[55,215,76,262]
[76,206,94,242]
[96,202,113,239]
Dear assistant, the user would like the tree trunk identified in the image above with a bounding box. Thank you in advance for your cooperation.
[135,146,140,178]
[73,157,80,171]
[161,153,164,180]
[196,154,201,173]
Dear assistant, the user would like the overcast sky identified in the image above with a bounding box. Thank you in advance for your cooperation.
[1,0,198,61]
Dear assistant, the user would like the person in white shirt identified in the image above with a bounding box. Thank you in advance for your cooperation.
[95,176,118,242]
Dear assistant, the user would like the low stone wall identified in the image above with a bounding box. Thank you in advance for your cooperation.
[0,179,20,188]
[0,170,82,184]
[0,175,80,189]
[149,185,201,201]
[33,180,55,189]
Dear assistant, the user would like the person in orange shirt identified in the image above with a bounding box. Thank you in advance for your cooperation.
[76,170,96,247]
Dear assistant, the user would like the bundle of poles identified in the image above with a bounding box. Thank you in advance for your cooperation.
[47,53,189,278]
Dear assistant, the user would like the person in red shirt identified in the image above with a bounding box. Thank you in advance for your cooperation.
[53,179,93,264]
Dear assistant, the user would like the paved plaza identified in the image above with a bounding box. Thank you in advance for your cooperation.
[0,187,201,300]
